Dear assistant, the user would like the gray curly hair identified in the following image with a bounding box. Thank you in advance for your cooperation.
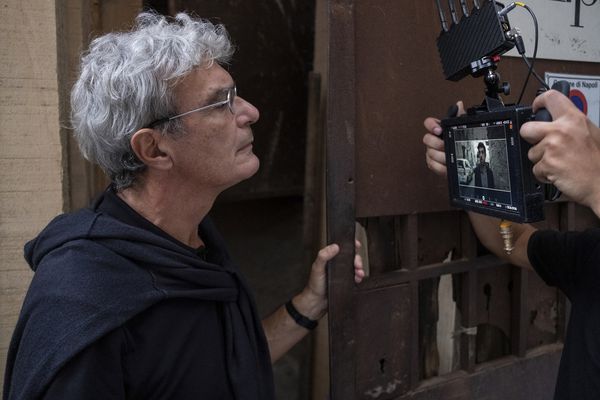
[70,11,234,190]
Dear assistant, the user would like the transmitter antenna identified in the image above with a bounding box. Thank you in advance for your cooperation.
[459,0,470,16]
[435,0,449,31]
[448,0,459,24]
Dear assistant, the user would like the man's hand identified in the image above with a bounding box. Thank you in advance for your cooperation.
[521,90,600,216]
[423,101,465,176]
[262,241,364,363]
[299,241,364,321]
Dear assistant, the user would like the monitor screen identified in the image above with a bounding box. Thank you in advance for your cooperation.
[449,120,517,213]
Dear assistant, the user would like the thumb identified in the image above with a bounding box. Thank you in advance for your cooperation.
[312,244,340,271]
[457,101,466,116]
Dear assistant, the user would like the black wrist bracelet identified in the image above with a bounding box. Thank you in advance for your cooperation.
[285,299,318,330]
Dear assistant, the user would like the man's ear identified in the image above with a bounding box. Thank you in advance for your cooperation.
[130,128,173,171]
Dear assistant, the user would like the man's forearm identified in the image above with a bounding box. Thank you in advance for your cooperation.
[467,212,535,269]
[262,290,325,363]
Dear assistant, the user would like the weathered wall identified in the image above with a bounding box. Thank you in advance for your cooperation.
[0,0,65,389]
[0,0,143,390]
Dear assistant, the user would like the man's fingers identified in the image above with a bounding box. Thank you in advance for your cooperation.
[354,253,365,283]
[426,145,446,164]
[456,100,466,116]
[531,89,576,118]
[354,252,363,269]
[426,160,448,176]
[314,242,366,284]
[313,244,340,270]
[423,118,447,177]
[520,120,551,145]
[425,147,448,176]
[532,162,552,184]
[527,143,544,164]
[423,132,445,151]
[354,269,365,283]
[424,117,442,136]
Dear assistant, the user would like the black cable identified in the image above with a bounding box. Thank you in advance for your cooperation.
[516,4,549,104]
[520,54,549,89]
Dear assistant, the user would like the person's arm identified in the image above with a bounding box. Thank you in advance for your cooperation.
[262,242,364,363]
[467,212,535,270]
[521,89,600,218]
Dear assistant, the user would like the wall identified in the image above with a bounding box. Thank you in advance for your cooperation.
[0,0,65,389]
[0,0,143,389]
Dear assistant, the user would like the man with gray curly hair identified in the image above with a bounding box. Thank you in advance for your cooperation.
[4,11,364,400]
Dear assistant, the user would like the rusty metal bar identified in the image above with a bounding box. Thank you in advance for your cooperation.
[410,279,420,389]
[358,255,509,291]
[461,270,478,373]
[326,0,357,398]
[511,267,529,357]
[458,211,478,374]
[302,72,324,267]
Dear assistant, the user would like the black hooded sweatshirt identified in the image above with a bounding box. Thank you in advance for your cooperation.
[3,190,274,400]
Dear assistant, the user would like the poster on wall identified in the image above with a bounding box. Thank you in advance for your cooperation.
[504,0,600,62]
[546,72,600,126]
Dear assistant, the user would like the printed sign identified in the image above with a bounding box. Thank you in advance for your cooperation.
[504,0,600,62]
[546,72,600,126]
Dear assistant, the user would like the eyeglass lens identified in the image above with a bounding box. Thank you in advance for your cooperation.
[228,86,237,114]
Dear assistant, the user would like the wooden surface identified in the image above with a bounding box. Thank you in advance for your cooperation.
[398,345,562,400]
[325,1,600,399]
[326,1,359,398]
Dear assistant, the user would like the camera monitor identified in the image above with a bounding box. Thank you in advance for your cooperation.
[443,107,545,223]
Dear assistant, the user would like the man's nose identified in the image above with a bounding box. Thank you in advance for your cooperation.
[235,96,260,125]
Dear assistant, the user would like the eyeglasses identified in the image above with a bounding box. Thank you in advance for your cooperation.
[147,85,237,128]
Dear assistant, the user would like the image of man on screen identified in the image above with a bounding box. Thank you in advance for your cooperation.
[474,142,495,188]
